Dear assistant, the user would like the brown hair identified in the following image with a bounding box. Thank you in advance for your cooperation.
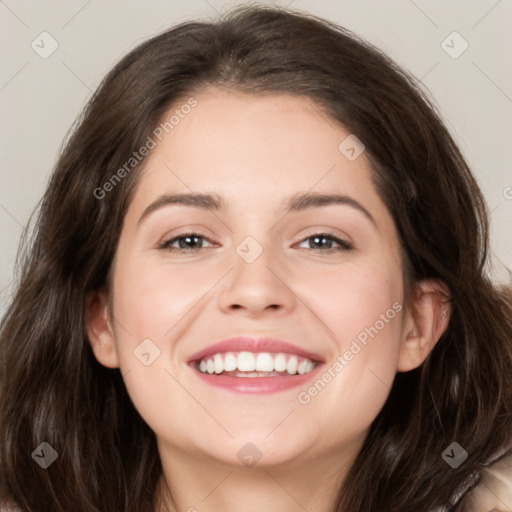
[1,6,511,511]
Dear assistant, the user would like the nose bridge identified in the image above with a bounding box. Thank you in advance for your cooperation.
[217,233,295,313]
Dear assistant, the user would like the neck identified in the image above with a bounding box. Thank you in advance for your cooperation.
[155,439,362,512]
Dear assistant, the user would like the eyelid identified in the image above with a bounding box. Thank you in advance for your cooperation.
[158,230,353,253]
[295,232,353,251]
[156,229,217,250]
[157,224,215,243]
[293,226,353,245]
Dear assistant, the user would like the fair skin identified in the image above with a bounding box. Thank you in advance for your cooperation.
[86,89,450,512]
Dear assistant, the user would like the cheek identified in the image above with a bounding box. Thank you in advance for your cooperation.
[293,258,404,427]
[108,254,220,438]
[297,255,403,348]
[112,253,221,342]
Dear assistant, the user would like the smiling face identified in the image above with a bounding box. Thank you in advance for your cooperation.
[87,89,448,477]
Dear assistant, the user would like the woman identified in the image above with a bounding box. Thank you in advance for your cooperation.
[1,6,511,511]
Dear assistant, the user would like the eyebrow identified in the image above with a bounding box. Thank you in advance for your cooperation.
[138,193,225,225]
[137,191,376,226]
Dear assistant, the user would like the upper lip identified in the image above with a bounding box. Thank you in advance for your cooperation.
[187,336,325,364]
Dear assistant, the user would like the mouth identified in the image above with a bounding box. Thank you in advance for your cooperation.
[187,336,324,394]
[195,351,318,377]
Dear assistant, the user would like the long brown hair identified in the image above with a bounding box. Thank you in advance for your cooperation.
[1,6,511,511]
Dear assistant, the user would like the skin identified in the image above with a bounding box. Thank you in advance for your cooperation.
[86,89,451,512]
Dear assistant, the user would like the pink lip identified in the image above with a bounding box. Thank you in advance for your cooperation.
[187,336,325,364]
[192,365,324,394]
[187,336,325,395]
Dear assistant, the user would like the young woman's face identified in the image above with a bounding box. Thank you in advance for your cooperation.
[92,90,422,473]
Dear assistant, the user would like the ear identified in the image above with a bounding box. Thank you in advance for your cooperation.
[85,289,119,368]
[397,279,451,372]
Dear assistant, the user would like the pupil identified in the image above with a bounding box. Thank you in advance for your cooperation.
[180,236,200,249]
[313,235,330,248]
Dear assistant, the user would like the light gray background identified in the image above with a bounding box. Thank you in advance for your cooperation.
[1,0,511,321]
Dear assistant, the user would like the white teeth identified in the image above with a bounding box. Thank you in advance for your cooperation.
[213,354,224,374]
[287,355,298,375]
[274,353,287,372]
[223,352,237,372]
[297,360,316,375]
[238,351,256,371]
[297,360,308,375]
[196,351,317,376]
[256,353,274,372]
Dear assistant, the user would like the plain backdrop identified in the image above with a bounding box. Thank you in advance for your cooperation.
[1,0,511,321]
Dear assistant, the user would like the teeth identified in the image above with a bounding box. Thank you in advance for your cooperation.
[238,351,256,371]
[224,352,237,372]
[298,360,308,375]
[256,353,274,372]
[213,354,224,374]
[305,361,315,372]
[196,351,317,376]
[274,353,287,372]
[287,355,298,374]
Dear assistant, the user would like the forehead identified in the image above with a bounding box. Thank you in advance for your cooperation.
[131,90,385,213]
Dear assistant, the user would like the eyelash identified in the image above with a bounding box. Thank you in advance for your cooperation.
[158,232,353,253]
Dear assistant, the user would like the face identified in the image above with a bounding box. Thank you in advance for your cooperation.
[88,89,442,474]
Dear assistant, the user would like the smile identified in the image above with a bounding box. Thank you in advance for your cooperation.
[187,336,324,393]
[196,351,317,377]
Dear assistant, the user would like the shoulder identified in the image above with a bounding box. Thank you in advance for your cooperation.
[455,451,512,511]
[0,504,22,512]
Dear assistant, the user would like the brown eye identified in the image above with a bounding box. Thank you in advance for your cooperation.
[159,233,214,251]
[298,233,353,251]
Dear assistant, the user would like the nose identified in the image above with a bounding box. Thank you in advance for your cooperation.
[217,241,297,317]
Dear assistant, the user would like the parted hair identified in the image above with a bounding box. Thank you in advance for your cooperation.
[1,5,511,511]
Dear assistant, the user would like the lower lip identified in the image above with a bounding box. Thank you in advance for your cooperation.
[190,364,323,394]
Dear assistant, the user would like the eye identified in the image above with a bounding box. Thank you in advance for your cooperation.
[158,231,352,253]
[158,232,215,252]
[297,233,353,251]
